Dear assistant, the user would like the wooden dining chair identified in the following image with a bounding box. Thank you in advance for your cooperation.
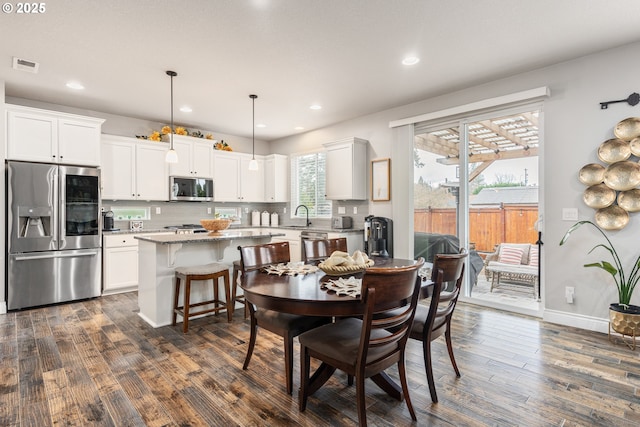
[302,237,348,265]
[298,258,425,427]
[238,241,330,395]
[412,250,467,403]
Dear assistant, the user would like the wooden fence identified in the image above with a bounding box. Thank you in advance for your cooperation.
[414,205,539,253]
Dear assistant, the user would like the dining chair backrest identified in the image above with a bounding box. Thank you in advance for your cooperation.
[358,257,425,373]
[427,250,467,337]
[238,241,291,272]
[302,237,348,265]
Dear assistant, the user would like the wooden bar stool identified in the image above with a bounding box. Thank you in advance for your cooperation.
[172,263,232,333]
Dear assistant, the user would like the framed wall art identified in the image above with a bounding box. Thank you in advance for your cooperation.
[371,158,390,201]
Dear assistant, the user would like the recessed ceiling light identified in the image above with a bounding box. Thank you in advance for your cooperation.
[180,106,192,113]
[402,56,420,66]
[66,82,84,90]
[256,123,266,128]
[294,126,305,131]
[310,104,322,110]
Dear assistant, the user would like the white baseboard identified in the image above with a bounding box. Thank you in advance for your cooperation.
[543,309,609,334]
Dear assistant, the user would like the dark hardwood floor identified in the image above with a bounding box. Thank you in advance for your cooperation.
[0,292,639,426]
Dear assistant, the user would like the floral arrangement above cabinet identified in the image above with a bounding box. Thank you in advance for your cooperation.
[135,126,215,142]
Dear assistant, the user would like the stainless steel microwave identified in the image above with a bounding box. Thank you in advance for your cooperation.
[170,176,214,201]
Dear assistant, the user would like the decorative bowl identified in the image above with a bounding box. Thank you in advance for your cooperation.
[200,218,232,232]
[318,259,374,276]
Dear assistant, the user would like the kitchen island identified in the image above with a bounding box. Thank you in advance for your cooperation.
[135,230,285,328]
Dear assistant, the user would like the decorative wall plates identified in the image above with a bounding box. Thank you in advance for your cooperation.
[579,117,640,229]
[630,137,640,157]
[578,163,606,185]
[614,117,640,142]
[583,184,617,208]
[617,189,640,212]
[597,138,631,163]
[603,161,640,191]
[595,205,629,230]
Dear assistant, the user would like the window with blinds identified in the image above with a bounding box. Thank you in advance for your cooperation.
[290,151,332,218]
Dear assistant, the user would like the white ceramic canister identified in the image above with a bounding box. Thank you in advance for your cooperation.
[251,210,261,226]
[271,212,279,226]
[261,211,270,226]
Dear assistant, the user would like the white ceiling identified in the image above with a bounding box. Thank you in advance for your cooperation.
[2,0,640,141]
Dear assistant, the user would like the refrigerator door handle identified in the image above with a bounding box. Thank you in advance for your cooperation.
[14,250,99,261]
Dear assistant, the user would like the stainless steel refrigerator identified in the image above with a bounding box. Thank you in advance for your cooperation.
[6,161,102,310]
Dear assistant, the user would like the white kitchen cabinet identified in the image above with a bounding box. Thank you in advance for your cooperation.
[169,135,214,178]
[213,151,241,201]
[136,144,169,200]
[265,154,289,202]
[213,151,265,202]
[241,156,265,202]
[6,104,104,166]
[103,232,173,295]
[324,137,368,200]
[103,234,139,295]
[101,134,168,201]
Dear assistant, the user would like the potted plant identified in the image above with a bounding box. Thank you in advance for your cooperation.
[560,220,640,347]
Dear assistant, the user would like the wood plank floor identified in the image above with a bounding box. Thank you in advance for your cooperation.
[1,292,639,426]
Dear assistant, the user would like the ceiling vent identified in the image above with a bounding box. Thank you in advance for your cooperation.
[12,57,39,73]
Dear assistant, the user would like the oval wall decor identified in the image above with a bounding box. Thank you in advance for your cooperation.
[578,117,640,229]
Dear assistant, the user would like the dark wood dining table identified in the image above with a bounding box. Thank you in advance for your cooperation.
[240,256,430,400]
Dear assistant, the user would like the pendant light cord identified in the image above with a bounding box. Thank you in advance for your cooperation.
[250,94,257,160]
[167,70,177,150]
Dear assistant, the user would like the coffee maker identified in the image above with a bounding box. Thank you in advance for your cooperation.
[364,216,393,257]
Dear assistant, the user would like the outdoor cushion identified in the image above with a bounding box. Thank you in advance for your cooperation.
[529,246,539,267]
[498,243,531,264]
[499,247,524,265]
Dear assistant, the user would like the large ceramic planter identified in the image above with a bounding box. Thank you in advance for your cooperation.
[609,303,640,349]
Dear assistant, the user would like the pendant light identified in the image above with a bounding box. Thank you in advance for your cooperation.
[248,94,259,171]
[165,70,179,163]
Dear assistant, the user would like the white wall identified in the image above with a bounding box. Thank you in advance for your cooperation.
[272,40,640,332]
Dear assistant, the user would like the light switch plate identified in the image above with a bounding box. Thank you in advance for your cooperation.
[353,207,358,214]
[562,208,578,221]
[207,207,212,214]
[155,207,161,215]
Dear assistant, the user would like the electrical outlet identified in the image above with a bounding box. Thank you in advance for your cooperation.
[565,286,575,304]
[244,207,249,213]
[155,207,161,215]
[207,207,212,214]
[283,207,287,214]
[353,207,358,214]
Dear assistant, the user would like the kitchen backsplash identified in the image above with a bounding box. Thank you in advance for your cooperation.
[103,200,369,230]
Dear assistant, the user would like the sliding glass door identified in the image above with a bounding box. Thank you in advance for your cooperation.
[413,105,541,315]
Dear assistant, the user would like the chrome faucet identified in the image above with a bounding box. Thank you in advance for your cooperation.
[294,204,311,227]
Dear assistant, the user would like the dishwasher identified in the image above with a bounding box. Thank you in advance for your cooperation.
[300,230,328,262]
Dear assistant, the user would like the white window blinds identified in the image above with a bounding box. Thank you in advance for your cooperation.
[290,151,332,218]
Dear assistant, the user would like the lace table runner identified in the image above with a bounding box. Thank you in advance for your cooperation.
[321,276,362,298]
[262,262,319,276]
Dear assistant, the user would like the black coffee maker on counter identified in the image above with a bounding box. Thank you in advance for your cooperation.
[102,210,118,231]
[364,216,393,258]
